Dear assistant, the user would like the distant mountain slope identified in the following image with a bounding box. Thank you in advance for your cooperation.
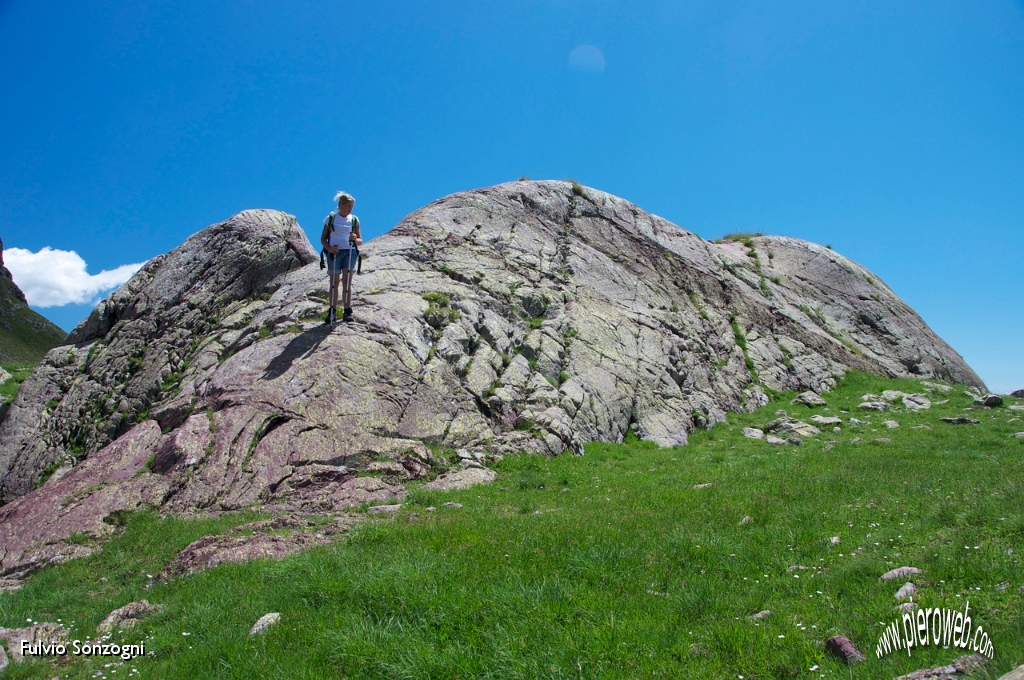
[0,238,66,365]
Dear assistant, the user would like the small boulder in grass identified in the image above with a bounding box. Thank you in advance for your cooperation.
[996,663,1024,680]
[941,417,981,425]
[975,394,1003,407]
[96,599,164,634]
[249,612,281,635]
[895,654,988,680]
[742,427,765,440]
[895,582,918,600]
[792,391,827,407]
[879,566,923,582]
[824,635,865,665]
[1012,389,1024,398]
[750,610,771,621]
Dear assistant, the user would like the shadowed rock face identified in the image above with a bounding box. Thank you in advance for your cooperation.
[0,181,982,578]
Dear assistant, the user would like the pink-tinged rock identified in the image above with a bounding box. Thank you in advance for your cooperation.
[824,635,865,665]
[0,421,168,582]
[158,515,358,580]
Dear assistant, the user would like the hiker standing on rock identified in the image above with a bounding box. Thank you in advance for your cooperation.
[320,191,362,324]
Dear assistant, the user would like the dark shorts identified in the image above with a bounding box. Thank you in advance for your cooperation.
[326,248,357,274]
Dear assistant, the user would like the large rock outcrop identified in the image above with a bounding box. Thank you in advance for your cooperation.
[0,181,983,580]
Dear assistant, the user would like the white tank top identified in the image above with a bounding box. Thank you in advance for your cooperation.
[326,213,355,248]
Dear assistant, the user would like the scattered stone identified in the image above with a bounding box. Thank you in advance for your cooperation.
[1010,404,1024,411]
[911,424,932,430]
[742,427,765,440]
[824,635,865,665]
[881,390,908,402]
[858,401,890,411]
[1013,433,1024,439]
[921,380,953,393]
[367,503,402,514]
[880,566,923,582]
[874,438,892,444]
[0,622,68,663]
[1012,389,1024,398]
[894,582,918,600]
[997,664,1024,680]
[975,394,1003,407]
[459,459,484,469]
[0,367,11,386]
[832,427,841,433]
[425,506,436,512]
[423,467,496,491]
[96,600,164,634]
[895,654,988,680]
[897,602,919,613]
[765,435,786,445]
[786,565,810,572]
[940,417,981,425]
[0,645,6,671]
[903,394,932,410]
[249,612,280,635]
[442,502,463,509]
[750,610,771,620]
[851,437,862,443]
[848,417,868,425]
[693,483,713,489]
[785,437,803,446]
[792,391,827,407]
[810,415,842,426]
[830,536,840,545]
[778,421,821,437]
[739,515,752,525]
[883,420,900,428]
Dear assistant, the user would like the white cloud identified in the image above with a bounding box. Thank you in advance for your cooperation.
[4,246,144,308]
[569,44,606,74]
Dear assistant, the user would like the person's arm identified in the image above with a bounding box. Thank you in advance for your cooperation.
[321,222,337,253]
[352,216,363,247]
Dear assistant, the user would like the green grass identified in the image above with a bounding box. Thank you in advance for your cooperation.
[0,363,34,405]
[2,372,1023,678]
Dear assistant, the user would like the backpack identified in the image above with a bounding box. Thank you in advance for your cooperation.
[319,213,361,272]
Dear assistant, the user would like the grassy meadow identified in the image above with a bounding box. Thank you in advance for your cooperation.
[1,372,1022,679]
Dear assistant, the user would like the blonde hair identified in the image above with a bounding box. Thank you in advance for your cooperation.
[334,191,355,205]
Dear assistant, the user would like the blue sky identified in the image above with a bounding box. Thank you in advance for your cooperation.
[1,1,1022,391]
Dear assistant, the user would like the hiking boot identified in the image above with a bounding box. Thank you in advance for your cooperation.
[343,307,353,322]
[324,307,337,325]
